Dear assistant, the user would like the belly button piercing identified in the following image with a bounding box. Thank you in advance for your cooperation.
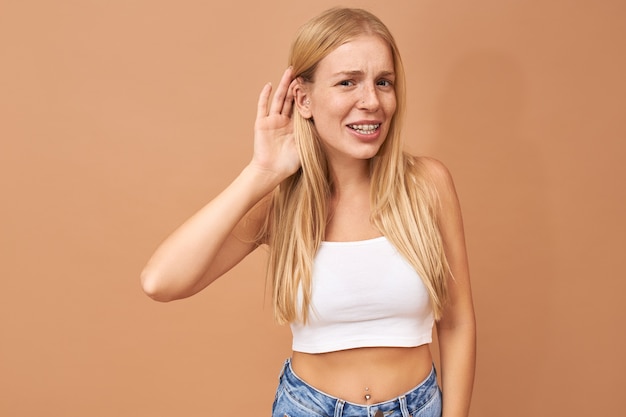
[364,387,371,401]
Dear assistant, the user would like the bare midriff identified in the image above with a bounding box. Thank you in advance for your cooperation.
[290,344,433,404]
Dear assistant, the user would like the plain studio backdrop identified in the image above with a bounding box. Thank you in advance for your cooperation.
[1,1,624,416]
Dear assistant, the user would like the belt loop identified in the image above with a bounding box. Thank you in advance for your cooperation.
[399,395,410,417]
[334,399,345,417]
[278,358,288,379]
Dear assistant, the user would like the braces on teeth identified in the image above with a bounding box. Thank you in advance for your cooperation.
[349,124,380,134]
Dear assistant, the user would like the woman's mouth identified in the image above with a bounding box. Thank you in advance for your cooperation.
[347,123,380,135]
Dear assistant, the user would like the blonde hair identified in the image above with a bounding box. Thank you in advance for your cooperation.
[265,8,449,324]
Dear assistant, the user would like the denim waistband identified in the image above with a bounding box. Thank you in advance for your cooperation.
[277,358,439,417]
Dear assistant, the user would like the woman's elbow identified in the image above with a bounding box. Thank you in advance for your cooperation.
[140,267,178,302]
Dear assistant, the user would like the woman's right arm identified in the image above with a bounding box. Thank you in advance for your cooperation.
[140,67,300,301]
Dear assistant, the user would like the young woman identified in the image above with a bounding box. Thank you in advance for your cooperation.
[141,7,475,417]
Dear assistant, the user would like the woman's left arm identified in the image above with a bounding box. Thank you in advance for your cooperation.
[427,157,476,417]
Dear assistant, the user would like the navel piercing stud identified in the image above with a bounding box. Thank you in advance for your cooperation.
[364,387,371,401]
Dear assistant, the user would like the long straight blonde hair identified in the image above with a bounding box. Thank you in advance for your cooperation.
[265,8,450,324]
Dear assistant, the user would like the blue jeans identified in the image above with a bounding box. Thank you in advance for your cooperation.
[272,358,442,417]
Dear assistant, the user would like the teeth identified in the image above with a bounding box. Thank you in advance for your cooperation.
[349,124,380,134]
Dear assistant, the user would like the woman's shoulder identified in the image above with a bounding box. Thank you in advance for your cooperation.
[405,155,461,220]
[405,154,455,190]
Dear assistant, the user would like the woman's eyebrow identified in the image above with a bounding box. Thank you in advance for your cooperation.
[332,70,365,77]
[331,70,395,78]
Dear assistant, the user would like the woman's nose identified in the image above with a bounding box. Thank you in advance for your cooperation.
[357,85,380,110]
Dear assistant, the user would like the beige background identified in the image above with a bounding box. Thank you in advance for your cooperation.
[1,0,625,416]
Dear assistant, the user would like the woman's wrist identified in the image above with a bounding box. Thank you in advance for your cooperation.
[242,161,292,192]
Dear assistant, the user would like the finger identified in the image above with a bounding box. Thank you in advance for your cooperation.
[256,82,272,120]
[269,67,294,115]
[281,79,298,117]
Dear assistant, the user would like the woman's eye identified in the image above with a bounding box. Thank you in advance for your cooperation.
[339,80,354,86]
[378,79,393,87]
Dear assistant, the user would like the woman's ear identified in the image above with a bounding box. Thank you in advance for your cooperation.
[293,80,313,119]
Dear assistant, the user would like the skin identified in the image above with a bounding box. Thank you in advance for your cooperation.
[141,35,475,416]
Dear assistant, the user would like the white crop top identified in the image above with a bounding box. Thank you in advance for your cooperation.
[290,236,434,353]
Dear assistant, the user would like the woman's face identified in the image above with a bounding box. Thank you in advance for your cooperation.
[305,35,397,167]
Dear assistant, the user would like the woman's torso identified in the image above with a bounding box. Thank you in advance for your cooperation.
[289,234,435,404]
[287,176,435,404]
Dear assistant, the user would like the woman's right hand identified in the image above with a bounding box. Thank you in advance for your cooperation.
[250,67,301,181]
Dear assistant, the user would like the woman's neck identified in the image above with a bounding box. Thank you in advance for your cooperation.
[327,158,372,196]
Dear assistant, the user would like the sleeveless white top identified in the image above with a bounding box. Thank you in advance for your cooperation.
[290,236,434,353]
